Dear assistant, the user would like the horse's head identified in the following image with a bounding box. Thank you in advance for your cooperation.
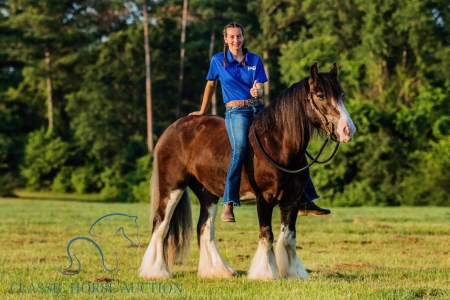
[308,62,356,142]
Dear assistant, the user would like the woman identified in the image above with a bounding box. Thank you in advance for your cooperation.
[190,22,330,222]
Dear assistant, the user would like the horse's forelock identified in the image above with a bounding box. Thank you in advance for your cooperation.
[317,72,343,102]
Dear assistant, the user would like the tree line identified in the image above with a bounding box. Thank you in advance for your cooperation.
[1,0,449,206]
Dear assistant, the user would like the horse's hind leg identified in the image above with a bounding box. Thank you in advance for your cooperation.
[139,190,185,279]
[275,196,309,279]
[248,198,278,280]
[139,158,192,279]
[190,179,237,278]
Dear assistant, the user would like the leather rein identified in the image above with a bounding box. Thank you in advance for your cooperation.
[251,92,340,174]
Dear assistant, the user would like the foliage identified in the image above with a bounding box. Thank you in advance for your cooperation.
[280,0,450,206]
[0,0,449,206]
[99,153,153,203]
[399,135,450,206]
[21,129,70,190]
[51,166,74,193]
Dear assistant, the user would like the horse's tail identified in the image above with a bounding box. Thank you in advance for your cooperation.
[165,190,192,266]
[149,157,161,233]
[149,158,192,268]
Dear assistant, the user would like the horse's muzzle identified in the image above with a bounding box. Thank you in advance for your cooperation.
[336,122,356,142]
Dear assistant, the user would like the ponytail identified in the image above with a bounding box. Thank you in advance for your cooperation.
[242,46,248,67]
[222,43,228,67]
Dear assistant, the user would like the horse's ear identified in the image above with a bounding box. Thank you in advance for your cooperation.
[330,62,339,76]
[308,61,319,86]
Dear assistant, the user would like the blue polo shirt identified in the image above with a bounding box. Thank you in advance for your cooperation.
[206,50,268,104]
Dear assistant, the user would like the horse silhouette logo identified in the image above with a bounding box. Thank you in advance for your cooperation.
[55,213,140,276]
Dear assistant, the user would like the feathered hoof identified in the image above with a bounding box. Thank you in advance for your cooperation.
[139,261,173,280]
[198,267,237,278]
[247,271,278,281]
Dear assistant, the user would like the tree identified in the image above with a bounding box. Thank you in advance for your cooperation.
[143,0,154,153]
[6,1,93,133]
[247,0,305,103]
[176,0,188,118]
[1,0,449,206]
[279,0,450,206]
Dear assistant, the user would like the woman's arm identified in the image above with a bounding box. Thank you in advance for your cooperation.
[189,80,217,115]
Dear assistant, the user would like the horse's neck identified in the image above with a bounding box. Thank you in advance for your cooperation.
[254,126,310,166]
[282,130,310,161]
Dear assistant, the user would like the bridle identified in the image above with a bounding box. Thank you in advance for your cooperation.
[251,92,341,174]
[308,92,340,143]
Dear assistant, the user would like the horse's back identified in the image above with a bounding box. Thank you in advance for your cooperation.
[155,116,231,189]
[156,115,229,155]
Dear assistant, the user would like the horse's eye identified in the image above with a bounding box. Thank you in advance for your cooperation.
[317,94,324,100]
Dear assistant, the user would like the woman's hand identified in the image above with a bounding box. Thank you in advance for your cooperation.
[189,111,204,116]
[250,80,262,98]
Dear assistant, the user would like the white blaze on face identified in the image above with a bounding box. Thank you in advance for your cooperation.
[335,96,356,142]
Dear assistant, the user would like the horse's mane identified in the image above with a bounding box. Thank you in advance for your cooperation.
[253,73,343,150]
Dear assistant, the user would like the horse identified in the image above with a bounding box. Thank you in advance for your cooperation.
[56,213,140,275]
[139,62,356,280]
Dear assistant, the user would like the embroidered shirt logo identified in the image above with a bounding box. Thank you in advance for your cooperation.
[247,66,256,71]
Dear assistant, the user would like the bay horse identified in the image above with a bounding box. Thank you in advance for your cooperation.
[139,62,356,280]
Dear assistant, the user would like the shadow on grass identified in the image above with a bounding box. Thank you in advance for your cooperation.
[173,270,249,280]
[7,191,114,203]
[307,269,358,281]
[9,190,259,205]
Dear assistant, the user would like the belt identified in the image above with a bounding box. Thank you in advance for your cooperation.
[225,98,263,108]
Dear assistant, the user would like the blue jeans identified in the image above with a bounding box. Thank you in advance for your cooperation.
[222,105,320,206]
[303,177,320,202]
[223,104,263,206]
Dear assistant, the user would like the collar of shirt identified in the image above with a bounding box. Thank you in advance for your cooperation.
[226,49,248,65]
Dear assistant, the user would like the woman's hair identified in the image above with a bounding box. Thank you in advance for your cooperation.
[222,22,248,67]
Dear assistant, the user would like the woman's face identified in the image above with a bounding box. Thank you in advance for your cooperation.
[224,27,244,51]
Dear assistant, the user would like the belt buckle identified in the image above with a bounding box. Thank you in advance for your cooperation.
[248,98,258,106]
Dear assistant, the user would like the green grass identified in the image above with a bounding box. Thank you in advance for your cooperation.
[1,194,450,299]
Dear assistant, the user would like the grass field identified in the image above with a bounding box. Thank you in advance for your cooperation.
[1,193,450,299]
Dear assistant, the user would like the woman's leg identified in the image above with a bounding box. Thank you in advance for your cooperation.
[222,107,252,207]
[302,177,320,201]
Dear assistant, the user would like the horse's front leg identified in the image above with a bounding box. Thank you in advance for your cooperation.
[248,198,278,280]
[275,197,309,279]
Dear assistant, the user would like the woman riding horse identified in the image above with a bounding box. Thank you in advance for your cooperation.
[139,62,356,280]
[190,22,330,222]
